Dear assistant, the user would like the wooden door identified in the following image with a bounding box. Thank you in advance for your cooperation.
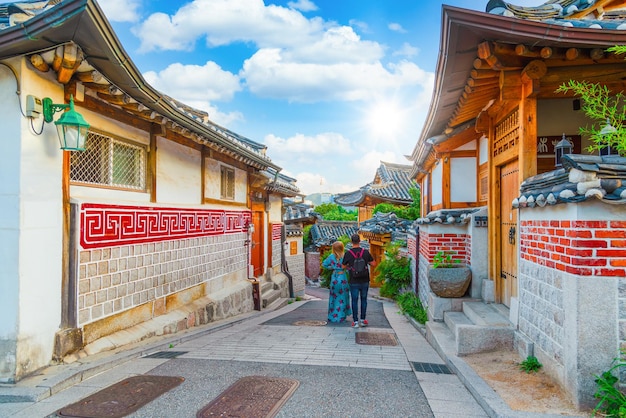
[251,211,264,278]
[499,160,519,307]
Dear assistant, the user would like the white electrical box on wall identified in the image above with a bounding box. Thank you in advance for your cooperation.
[26,95,42,117]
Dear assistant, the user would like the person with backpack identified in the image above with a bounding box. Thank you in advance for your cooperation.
[342,234,375,328]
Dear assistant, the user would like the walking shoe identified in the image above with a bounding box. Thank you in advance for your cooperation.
[351,321,359,328]
[360,319,368,327]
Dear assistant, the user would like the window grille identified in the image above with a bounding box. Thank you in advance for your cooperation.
[70,131,147,190]
[221,166,235,199]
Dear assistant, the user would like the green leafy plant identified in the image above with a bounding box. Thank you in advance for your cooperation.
[372,186,421,220]
[555,45,626,157]
[432,251,460,268]
[314,203,357,221]
[519,356,542,373]
[303,225,312,247]
[396,291,428,324]
[374,241,411,299]
[592,356,626,417]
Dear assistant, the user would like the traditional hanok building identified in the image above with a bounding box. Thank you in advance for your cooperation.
[335,161,416,285]
[334,161,416,223]
[410,0,626,409]
[0,0,299,383]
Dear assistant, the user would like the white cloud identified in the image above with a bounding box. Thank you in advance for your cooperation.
[143,61,241,102]
[133,0,325,52]
[99,0,141,22]
[263,132,351,158]
[393,42,419,57]
[290,171,359,195]
[388,22,406,33]
[287,0,318,12]
[242,51,430,103]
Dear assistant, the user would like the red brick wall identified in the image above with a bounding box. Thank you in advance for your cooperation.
[419,232,471,266]
[520,220,626,277]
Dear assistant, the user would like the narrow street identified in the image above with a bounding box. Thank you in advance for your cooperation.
[1,286,488,418]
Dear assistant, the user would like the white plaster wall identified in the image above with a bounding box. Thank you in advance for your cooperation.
[204,159,247,204]
[479,135,488,165]
[268,195,282,223]
[156,137,201,204]
[431,163,442,206]
[450,157,477,202]
[0,60,22,379]
[2,59,66,379]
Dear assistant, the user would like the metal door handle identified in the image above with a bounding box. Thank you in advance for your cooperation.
[508,226,516,244]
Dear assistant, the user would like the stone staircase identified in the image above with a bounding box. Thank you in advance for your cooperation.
[260,278,288,310]
[426,300,515,359]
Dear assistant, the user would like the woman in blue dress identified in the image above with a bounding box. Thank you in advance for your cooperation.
[322,241,352,323]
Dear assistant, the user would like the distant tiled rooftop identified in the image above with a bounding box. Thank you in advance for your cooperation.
[335,162,416,206]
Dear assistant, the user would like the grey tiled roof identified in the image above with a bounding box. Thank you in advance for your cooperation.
[416,209,481,225]
[283,202,316,223]
[487,0,626,29]
[309,221,358,248]
[335,162,416,206]
[263,169,300,196]
[514,154,626,208]
[359,212,413,244]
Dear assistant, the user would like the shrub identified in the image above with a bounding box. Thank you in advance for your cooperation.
[593,356,626,417]
[432,250,460,268]
[396,292,427,324]
[374,241,411,299]
[519,356,542,373]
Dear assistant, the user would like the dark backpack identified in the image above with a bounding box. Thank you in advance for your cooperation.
[349,249,367,276]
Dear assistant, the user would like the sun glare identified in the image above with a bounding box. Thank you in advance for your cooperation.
[367,100,404,140]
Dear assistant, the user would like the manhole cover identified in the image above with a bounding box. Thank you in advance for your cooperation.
[292,320,327,326]
[143,351,188,359]
[57,375,184,418]
[196,376,299,418]
[355,332,397,346]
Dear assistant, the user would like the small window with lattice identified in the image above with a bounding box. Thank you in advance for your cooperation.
[70,131,147,191]
[220,166,235,199]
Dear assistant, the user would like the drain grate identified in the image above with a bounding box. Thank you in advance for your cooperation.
[412,361,453,374]
[57,375,184,418]
[355,332,397,346]
[143,351,188,359]
[196,376,299,418]
[292,320,327,326]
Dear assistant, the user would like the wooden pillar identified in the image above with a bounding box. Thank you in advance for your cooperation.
[519,76,538,182]
[149,123,159,202]
[442,152,451,209]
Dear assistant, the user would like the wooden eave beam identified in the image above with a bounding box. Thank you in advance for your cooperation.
[432,127,479,153]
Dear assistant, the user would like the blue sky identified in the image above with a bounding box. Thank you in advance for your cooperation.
[99,0,546,196]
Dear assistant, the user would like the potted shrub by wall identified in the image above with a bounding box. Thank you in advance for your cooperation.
[427,251,472,298]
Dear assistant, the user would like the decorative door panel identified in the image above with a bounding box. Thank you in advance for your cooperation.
[499,161,519,307]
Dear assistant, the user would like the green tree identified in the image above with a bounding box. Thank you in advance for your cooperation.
[555,45,626,156]
[372,186,420,220]
[314,203,357,221]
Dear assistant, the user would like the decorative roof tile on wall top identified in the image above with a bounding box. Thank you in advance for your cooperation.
[514,155,626,208]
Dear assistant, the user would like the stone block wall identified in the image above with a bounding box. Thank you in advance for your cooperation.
[77,233,248,327]
[518,205,626,408]
[286,253,305,296]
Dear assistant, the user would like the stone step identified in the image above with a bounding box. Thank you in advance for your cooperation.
[425,320,456,361]
[260,281,275,293]
[262,288,282,308]
[462,302,511,327]
[444,311,473,336]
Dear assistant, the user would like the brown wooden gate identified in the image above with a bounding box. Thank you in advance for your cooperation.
[499,160,519,307]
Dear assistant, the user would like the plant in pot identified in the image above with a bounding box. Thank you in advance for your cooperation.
[427,250,472,298]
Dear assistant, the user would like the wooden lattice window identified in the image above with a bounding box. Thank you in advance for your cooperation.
[70,130,147,190]
[220,166,235,199]
[493,110,519,158]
